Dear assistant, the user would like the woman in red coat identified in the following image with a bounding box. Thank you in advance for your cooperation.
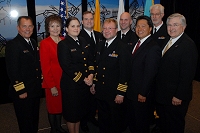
[40,15,66,133]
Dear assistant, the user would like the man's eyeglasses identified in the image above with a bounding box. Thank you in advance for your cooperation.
[167,23,182,28]
[150,13,161,17]
[102,27,116,31]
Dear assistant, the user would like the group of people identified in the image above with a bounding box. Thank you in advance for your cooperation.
[5,3,198,133]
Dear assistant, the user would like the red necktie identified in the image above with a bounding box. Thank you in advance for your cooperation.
[132,40,141,55]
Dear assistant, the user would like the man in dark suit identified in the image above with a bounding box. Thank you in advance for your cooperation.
[117,12,138,51]
[126,15,161,133]
[79,11,101,132]
[150,4,169,47]
[156,13,198,133]
[5,16,42,133]
[90,18,131,133]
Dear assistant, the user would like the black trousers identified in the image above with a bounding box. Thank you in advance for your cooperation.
[127,98,151,133]
[156,101,189,133]
[97,99,123,133]
[13,97,40,133]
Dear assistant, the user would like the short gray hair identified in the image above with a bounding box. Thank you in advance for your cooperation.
[166,13,187,26]
[150,4,164,14]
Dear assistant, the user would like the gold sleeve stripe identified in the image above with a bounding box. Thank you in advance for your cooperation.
[73,72,82,82]
[88,66,94,70]
[13,82,25,92]
[117,83,128,92]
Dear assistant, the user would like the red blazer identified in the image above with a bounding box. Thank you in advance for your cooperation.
[40,36,64,89]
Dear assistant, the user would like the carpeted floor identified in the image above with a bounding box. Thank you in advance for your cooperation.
[0,80,200,133]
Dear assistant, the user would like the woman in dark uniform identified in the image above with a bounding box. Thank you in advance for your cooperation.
[58,17,94,133]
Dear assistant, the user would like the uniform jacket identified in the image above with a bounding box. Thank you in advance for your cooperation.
[57,35,94,90]
[79,29,103,59]
[117,29,138,52]
[5,34,42,99]
[40,36,64,89]
[94,37,131,101]
[156,33,198,105]
[151,23,170,48]
[126,36,161,101]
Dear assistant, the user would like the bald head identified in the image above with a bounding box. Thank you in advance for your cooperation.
[119,12,132,33]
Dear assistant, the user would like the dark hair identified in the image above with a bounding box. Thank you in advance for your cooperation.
[136,15,153,28]
[65,17,80,28]
[17,16,33,26]
[45,14,62,37]
[82,11,94,20]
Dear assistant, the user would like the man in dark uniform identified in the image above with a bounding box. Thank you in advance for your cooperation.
[5,16,42,133]
[79,11,102,132]
[149,5,170,131]
[90,18,131,133]
[117,12,138,51]
[150,4,169,47]
[117,12,138,131]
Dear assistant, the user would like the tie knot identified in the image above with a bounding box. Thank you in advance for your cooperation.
[76,40,80,45]
[105,42,108,48]
[122,34,125,39]
[154,28,157,34]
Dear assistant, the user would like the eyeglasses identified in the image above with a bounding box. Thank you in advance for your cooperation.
[21,25,34,29]
[167,23,182,28]
[102,27,116,31]
[150,13,161,17]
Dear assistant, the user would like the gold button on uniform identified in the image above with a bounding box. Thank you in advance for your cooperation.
[84,64,87,66]
[102,75,105,77]
[102,82,104,84]
[82,52,84,54]
[84,58,86,60]
[103,67,106,70]
[36,68,38,71]
[85,70,88,72]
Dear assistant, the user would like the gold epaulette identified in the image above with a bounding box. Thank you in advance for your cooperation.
[73,72,82,82]
[88,66,94,71]
[117,83,127,92]
[13,82,25,92]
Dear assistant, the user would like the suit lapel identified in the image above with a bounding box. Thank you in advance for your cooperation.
[132,36,152,58]
[162,34,184,57]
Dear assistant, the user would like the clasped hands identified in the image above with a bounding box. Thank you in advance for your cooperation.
[84,74,93,86]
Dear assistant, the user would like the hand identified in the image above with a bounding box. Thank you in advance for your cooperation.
[172,96,182,106]
[138,94,146,102]
[19,92,27,99]
[84,76,93,86]
[90,84,96,94]
[51,87,58,96]
[114,95,124,104]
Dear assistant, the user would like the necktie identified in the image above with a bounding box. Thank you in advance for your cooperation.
[76,40,80,45]
[154,28,157,34]
[28,41,34,50]
[132,40,141,55]
[91,32,96,44]
[162,39,172,56]
[105,42,108,48]
[122,34,126,39]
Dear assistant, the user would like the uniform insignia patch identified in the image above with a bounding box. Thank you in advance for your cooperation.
[71,49,77,52]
